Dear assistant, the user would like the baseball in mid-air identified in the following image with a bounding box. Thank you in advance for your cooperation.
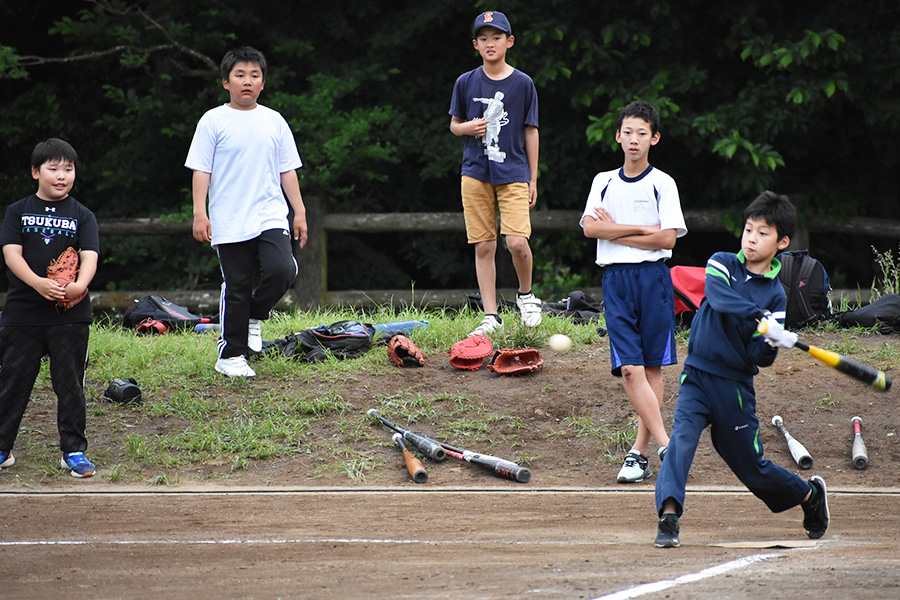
[549,334,573,353]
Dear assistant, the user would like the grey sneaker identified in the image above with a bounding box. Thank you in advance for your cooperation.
[655,514,680,548]
[802,476,829,539]
[469,314,503,337]
[617,451,652,483]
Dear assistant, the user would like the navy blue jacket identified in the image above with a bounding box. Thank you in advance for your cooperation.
[684,251,784,381]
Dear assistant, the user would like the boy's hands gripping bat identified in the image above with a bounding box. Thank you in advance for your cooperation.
[367,409,446,461]
[772,415,813,470]
[850,416,869,470]
[757,319,892,392]
[392,433,428,483]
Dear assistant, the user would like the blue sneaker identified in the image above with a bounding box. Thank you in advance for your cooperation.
[60,452,96,478]
[0,450,14,471]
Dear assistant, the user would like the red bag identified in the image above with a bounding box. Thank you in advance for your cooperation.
[670,265,706,316]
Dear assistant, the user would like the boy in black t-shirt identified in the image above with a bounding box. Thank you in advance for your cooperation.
[0,138,100,478]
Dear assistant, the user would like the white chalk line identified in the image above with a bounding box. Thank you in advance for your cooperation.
[0,536,602,548]
[590,552,783,600]
[589,541,826,600]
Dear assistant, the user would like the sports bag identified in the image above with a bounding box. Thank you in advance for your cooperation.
[123,295,209,332]
[837,294,900,334]
[259,320,373,362]
[777,250,832,329]
[670,265,706,328]
[670,265,706,314]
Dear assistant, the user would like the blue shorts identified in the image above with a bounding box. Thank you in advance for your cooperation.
[602,260,677,376]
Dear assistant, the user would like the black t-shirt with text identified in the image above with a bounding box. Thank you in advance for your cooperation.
[0,194,100,325]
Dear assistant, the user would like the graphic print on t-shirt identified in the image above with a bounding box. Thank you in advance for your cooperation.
[474,91,509,162]
[21,208,78,245]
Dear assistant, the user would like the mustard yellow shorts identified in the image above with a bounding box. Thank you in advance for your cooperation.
[460,176,532,244]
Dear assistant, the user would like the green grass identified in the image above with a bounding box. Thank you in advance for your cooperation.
[3,305,602,486]
[6,297,899,486]
[563,410,639,466]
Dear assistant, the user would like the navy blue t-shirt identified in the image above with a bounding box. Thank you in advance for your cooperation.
[449,67,538,185]
[0,194,99,325]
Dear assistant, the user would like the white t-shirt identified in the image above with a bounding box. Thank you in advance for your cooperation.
[580,166,687,266]
[185,104,303,245]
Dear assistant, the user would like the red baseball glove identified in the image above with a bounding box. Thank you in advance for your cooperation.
[387,334,427,367]
[487,347,544,376]
[47,247,86,310]
[449,333,494,370]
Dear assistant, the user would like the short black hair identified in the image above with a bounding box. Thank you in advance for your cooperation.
[744,191,797,241]
[31,138,77,170]
[220,46,267,81]
[617,101,661,136]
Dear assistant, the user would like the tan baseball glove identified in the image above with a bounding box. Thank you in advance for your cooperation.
[47,247,86,310]
[387,334,427,367]
[486,347,544,376]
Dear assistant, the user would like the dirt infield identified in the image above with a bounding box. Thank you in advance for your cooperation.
[2,488,899,599]
[1,330,899,597]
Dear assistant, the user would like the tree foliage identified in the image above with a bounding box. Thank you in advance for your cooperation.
[2,0,899,292]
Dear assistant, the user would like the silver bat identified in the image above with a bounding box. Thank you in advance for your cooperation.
[851,416,869,470]
[771,415,813,470]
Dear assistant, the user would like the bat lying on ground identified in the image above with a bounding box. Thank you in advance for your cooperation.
[850,416,869,470]
[393,433,428,483]
[368,409,531,482]
[772,415,813,470]
[757,321,892,392]
[437,442,531,483]
[367,409,446,461]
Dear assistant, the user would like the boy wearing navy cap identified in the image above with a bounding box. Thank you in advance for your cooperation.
[449,11,542,336]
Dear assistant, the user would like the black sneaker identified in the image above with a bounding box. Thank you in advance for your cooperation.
[658,446,667,462]
[802,476,829,539]
[655,514,680,548]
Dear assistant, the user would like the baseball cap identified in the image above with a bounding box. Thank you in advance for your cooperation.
[472,11,512,37]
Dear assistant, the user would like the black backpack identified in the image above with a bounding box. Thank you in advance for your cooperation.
[777,250,833,329]
[259,320,373,362]
[838,294,900,334]
[122,295,208,331]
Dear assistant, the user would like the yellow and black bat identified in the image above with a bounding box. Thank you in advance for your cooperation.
[758,322,892,392]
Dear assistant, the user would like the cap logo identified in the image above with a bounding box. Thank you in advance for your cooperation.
[484,12,494,23]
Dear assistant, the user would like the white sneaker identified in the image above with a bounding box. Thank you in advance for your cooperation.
[616,451,652,483]
[248,319,263,353]
[516,293,542,327]
[469,314,503,337]
[215,356,257,378]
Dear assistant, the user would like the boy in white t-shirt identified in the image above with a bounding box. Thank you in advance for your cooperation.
[580,101,687,483]
[186,46,308,378]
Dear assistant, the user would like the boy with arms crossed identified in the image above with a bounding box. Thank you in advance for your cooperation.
[450,11,542,336]
[187,46,308,378]
[581,101,686,483]
[654,191,828,548]
[0,138,100,477]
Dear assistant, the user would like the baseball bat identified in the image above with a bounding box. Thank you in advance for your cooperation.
[771,415,813,470]
[757,321,892,391]
[850,416,869,470]
[439,443,531,483]
[367,409,447,461]
[392,433,428,483]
